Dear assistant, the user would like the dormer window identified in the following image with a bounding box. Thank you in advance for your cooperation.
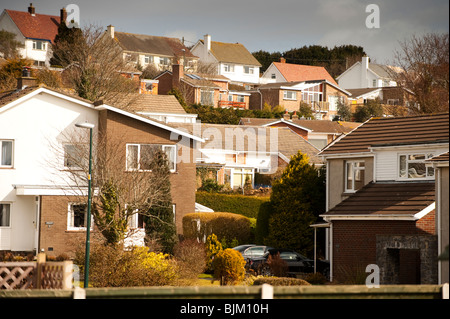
[399,153,435,180]
[32,40,47,51]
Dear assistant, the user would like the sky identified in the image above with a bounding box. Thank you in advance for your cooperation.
[1,0,449,65]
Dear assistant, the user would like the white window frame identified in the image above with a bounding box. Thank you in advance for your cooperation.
[32,40,47,51]
[283,90,297,100]
[0,203,11,228]
[223,64,234,73]
[127,207,145,230]
[126,144,176,172]
[67,203,93,231]
[144,55,153,64]
[1,140,13,168]
[398,153,435,180]
[244,66,254,74]
[345,161,365,193]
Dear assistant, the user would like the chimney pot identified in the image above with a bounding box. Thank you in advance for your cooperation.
[107,25,115,39]
[280,57,286,63]
[17,67,37,90]
[204,34,211,53]
[28,3,35,15]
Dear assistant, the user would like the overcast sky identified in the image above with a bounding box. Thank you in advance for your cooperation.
[1,0,449,64]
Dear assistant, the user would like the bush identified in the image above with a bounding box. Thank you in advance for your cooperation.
[183,212,252,244]
[253,277,311,286]
[213,248,246,285]
[267,253,288,277]
[205,234,223,273]
[173,239,206,279]
[303,272,327,285]
[74,243,178,287]
[196,192,269,219]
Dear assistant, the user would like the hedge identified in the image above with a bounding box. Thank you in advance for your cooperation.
[183,212,252,244]
[195,192,269,219]
[253,277,311,286]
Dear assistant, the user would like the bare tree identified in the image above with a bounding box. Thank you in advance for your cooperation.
[392,32,449,114]
[48,127,177,250]
[50,24,139,102]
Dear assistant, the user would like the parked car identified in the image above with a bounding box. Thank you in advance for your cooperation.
[233,245,274,259]
[246,248,330,278]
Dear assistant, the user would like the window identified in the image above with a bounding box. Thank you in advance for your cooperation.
[67,203,92,230]
[244,66,254,74]
[399,153,435,180]
[144,55,153,64]
[301,84,322,102]
[159,57,170,66]
[223,64,234,72]
[63,144,83,169]
[372,79,377,87]
[200,89,214,106]
[271,73,276,79]
[32,40,46,50]
[0,204,11,227]
[283,91,297,100]
[126,144,176,172]
[1,140,13,167]
[128,210,144,229]
[237,95,245,103]
[345,161,365,192]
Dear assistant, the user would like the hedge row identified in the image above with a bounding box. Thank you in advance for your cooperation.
[183,212,252,244]
[195,192,269,219]
[253,277,311,286]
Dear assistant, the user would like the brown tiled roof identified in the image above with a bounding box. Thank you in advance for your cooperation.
[273,62,337,85]
[320,113,449,156]
[239,118,358,134]
[5,9,60,43]
[0,86,40,108]
[208,41,262,67]
[104,94,187,114]
[427,151,449,162]
[322,182,435,217]
[114,32,196,58]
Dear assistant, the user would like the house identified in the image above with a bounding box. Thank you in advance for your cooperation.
[260,58,338,85]
[239,117,359,150]
[336,56,402,90]
[318,113,449,284]
[248,80,351,120]
[156,64,251,109]
[427,151,449,284]
[0,76,202,257]
[0,3,63,66]
[105,25,198,73]
[346,87,415,114]
[173,123,322,189]
[190,34,261,86]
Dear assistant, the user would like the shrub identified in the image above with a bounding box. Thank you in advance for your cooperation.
[253,277,311,286]
[195,192,269,219]
[74,243,178,287]
[183,212,252,244]
[205,234,223,272]
[173,239,206,279]
[303,272,327,285]
[213,248,246,285]
[267,253,288,277]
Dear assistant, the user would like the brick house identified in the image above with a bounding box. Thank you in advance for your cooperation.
[318,113,449,284]
[0,79,201,257]
[156,64,250,109]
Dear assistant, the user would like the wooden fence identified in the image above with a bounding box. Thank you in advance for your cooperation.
[0,253,72,290]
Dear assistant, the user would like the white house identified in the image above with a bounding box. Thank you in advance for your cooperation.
[336,56,401,90]
[0,4,62,66]
[190,35,261,86]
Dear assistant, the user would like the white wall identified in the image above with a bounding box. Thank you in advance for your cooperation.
[0,89,97,251]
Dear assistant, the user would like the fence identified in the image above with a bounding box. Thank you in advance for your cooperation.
[0,253,72,290]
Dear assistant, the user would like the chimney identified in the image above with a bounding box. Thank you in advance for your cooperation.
[17,67,37,90]
[204,34,211,55]
[280,57,286,63]
[172,63,184,89]
[107,25,115,39]
[60,7,67,25]
[361,56,369,88]
[292,111,298,120]
[283,110,290,120]
[28,3,35,16]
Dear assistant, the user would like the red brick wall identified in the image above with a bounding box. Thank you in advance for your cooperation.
[331,219,426,283]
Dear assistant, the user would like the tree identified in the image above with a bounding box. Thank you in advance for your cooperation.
[50,129,177,251]
[392,32,449,114]
[336,98,352,122]
[0,58,31,91]
[353,99,383,122]
[50,24,138,101]
[265,151,325,256]
[0,30,23,59]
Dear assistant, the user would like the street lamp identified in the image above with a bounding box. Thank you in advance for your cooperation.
[75,121,95,288]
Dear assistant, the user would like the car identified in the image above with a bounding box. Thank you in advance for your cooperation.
[246,248,330,278]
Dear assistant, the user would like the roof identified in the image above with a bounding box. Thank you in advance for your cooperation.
[322,182,435,218]
[172,123,322,164]
[114,32,196,58]
[427,151,449,162]
[346,88,381,99]
[272,62,337,85]
[239,118,358,134]
[320,113,449,156]
[5,9,60,43]
[257,79,351,96]
[206,41,261,67]
[104,93,187,114]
